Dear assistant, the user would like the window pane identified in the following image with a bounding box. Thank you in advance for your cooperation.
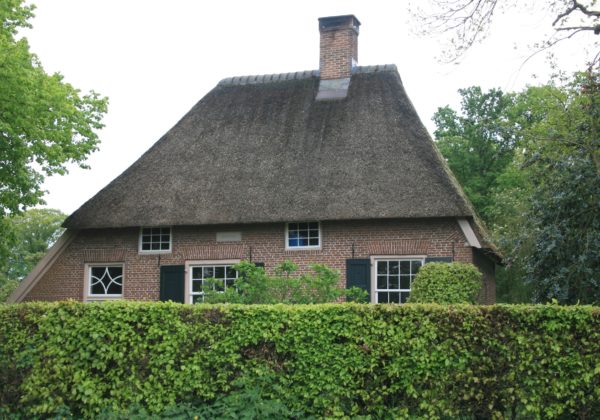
[142,228,151,235]
[298,223,308,230]
[91,282,105,295]
[142,243,151,250]
[214,279,224,292]
[107,282,122,295]
[226,266,237,278]
[389,292,400,303]
[389,261,399,275]
[309,229,319,237]
[400,292,410,303]
[214,266,225,279]
[377,261,387,275]
[192,280,203,292]
[378,292,388,303]
[411,260,422,272]
[203,267,213,278]
[192,267,202,279]
[151,243,160,250]
[225,279,235,289]
[308,238,319,246]
[400,275,411,290]
[377,275,387,289]
[289,223,298,230]
[400,261,411,274]
[389,276,399,290]
[108,266,122,278]
[161,235,169,242]
[299,237,308,246]
[308,222,318,229]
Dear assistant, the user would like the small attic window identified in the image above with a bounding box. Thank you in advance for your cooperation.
[139,227,171,253]
[286,222,321,249]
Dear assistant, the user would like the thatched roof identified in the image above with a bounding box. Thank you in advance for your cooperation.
[64,65,476,230]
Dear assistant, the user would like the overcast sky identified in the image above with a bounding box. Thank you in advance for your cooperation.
[24,0,594,215]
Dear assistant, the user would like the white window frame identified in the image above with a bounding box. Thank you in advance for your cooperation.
[185,259,240,304]
[285,222,322,250]
[369,255,426,304]
[139,226,172,254]
[84,263,124,302]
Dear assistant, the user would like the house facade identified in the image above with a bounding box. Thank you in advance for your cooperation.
[9,15,499,305]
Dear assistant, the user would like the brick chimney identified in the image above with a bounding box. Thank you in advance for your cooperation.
[318,15,360,80]
[316,15,360,100]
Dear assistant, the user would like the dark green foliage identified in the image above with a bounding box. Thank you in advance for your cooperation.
[517,72,600,304]
[434,72,600,304]
[1,302,599,418]
[408,262,482,304]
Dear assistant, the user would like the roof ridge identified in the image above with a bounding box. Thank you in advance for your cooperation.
[218,64,398,86]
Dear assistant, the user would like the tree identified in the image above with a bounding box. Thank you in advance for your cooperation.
[517,71,600,304]
[0,0,108,218]
[433,86,520,223]
[410,0,600,64]
[433,71,600,304]
[0,208,66,302]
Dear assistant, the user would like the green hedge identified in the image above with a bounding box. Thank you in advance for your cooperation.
[1,302,599,418]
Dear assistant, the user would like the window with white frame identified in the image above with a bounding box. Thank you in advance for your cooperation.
[373,258,424,303]
[286,222,320,249]
[139,227,171,252]
[86,264,123,300]
[189,264,238,304]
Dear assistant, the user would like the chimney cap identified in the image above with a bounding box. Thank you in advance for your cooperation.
[318,15,361,33]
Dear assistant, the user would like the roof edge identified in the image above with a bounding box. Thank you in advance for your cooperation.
[218,64,398,86]
[6,229,77,303]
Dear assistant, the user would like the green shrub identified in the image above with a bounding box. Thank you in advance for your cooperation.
[1,302,599,418]
[203,260,346,304]
[408,262,482,304]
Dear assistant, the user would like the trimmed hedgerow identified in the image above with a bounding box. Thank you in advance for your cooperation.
[409,262,482,304]
[1,302,599,418]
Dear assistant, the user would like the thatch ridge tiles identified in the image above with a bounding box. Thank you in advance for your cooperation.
[63,66,473,230]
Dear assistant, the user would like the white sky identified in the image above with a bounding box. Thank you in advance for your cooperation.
[23,0,594,215]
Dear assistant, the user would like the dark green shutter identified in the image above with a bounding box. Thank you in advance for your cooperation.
[425,257,453,263]
[346,259,371,301]
[160,265,185,303]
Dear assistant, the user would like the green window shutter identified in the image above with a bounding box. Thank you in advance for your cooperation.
[425,257,453,263]
[346,259,371,301]
[160,265,185,303]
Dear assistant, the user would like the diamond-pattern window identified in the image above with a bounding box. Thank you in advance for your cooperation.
[89,266,123,296]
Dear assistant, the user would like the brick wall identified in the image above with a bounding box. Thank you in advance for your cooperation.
[24,218,495,303]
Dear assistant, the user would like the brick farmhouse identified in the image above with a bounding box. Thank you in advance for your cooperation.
[9,15,500,304]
